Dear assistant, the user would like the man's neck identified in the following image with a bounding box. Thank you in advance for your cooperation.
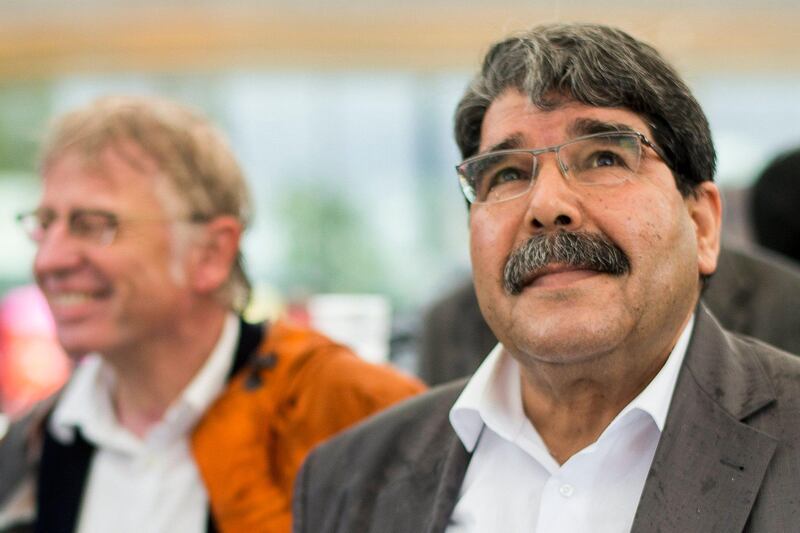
[518,356,664,464]
[517,312,693,465]
[105,306,230,438]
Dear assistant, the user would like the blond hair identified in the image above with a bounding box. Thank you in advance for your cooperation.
[40,94,253,311]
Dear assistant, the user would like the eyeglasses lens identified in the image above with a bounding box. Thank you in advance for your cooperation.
[17,209,118,246]
[460,134,644,204]
[561,134,642,186]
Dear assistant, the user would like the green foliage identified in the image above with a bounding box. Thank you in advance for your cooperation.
[275,183,387,296]
[0,83,52,175]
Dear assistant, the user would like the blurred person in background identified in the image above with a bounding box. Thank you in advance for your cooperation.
[751,145,800,265]
[294,23,800,532]
[0,95,423,533]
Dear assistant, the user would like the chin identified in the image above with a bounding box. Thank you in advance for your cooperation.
[504,316,627,365]
[509,335,605,363]
[55,328,110,359]
[58,342,97,360]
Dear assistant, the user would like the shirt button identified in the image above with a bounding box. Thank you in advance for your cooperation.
[559,483,574,498]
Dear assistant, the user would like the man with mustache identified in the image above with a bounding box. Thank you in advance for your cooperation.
[294,23,800,532]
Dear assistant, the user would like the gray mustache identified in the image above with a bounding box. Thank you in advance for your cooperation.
[504,231,630,294]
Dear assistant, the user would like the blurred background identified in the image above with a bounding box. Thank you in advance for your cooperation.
[1,0,799,416]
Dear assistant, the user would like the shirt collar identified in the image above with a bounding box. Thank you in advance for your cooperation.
[449,342,517,452]
[449,313,695,453]
[179,312,240,416]
[50,313,240,448]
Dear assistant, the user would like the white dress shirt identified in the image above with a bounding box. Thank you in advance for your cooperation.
[447,315,694,533]
[50,313,240,533]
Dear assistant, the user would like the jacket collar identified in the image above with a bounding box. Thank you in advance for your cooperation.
[231,318,264,377]
[355,380,470,533]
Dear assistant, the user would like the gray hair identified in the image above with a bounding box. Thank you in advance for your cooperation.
[40,94,253,311]
[454,23,716,196]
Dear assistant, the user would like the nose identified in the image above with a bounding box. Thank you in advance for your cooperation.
[522,155,583,231]
[33,222,84,281]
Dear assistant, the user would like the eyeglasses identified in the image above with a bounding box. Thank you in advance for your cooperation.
[16,208,210,247]
[456,131,668,205]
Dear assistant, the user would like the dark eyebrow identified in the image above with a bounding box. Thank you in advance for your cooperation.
[478,120,639,156]
[567,118,637,138]
[480,133,525,155]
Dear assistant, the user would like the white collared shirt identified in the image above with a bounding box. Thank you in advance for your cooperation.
[49,313,240,533]
[447,315,694,533]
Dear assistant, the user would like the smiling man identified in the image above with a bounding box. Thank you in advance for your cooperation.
[294,24,800,532]
[0,95,424,533]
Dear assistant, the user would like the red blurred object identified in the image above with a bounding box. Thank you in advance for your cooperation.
[0,285,71,418]
[285,299,310,326]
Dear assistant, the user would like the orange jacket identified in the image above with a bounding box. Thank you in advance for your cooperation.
[191,319,425,533]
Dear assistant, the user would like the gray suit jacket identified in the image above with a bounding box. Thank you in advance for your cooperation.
[294,306,800,532]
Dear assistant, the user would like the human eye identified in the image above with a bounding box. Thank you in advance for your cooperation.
[70,210,117,241]
[34,209,57,230]
[18,208,55,241]
[588,149,627,168]
[580,141,636,170]
[475,153,532,201]
[489,165,527,186]
[566,135,641,184]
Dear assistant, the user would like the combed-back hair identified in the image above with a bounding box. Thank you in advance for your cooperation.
[454,23,716,196]
[40,94,253,311]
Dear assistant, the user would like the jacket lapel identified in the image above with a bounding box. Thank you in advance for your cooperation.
[367,431,470,533]
[358,381,471,533]
[631,306,777,532]
[426,437,472,533]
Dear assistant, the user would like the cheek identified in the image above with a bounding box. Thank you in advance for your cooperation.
[469,209,517,275]
[623,198,698,282]
[613,189,678,242]
[115,239,182,290]
[586,191,686,288]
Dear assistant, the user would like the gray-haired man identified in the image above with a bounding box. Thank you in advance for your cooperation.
[293,23,800,532]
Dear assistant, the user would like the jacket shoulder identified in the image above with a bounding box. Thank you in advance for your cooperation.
[301,379,465,484]
[262,318,425,405]
[258,318,343,368]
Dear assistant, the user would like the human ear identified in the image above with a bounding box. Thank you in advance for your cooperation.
[190,216,243,295]
[687,181,722,277]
